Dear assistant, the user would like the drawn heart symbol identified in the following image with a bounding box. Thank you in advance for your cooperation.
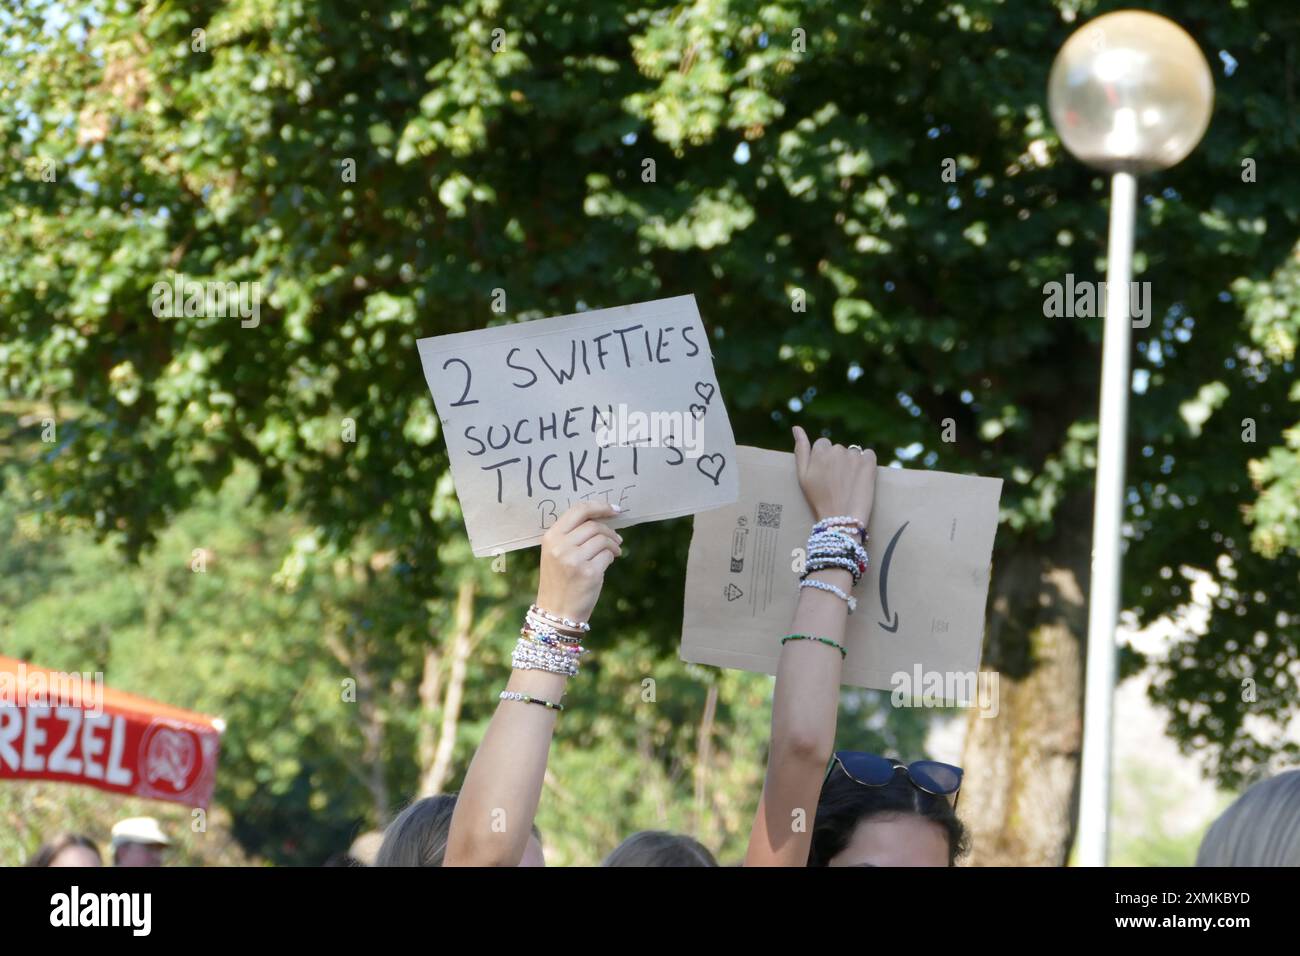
[690,403,708,420]
[697,453,726,485]
[694,381,716,404]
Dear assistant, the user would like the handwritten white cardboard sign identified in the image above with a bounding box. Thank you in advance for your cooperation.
[681,446,1003,697]
[417,296,739,556]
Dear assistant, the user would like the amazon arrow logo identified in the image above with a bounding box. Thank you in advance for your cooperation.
[878,521,910,633]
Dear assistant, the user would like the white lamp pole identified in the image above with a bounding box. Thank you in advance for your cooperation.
[1047,10,1213,867]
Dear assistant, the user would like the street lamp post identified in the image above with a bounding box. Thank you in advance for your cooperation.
[1047,10,1214,867]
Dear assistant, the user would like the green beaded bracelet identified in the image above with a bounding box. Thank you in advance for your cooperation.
[781,634,847,659]
[499,690,565,712]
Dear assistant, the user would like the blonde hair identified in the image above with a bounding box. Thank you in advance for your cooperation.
[375,795,458,867]
[1196,769,1300,866]
[373,793,542,866]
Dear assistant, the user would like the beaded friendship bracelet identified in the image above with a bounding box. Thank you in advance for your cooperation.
[518,626,587,655]
[803,554,862,582]
[813,516,869,544]
[520,616,587,649]
[804,527,869,585]
[814,515,861,527]
[809,528,869,563]
[500,690,565,712]
[512,603,589,677]
[511,642,580,677]
[524,615,585,645]
[799,577,857,613]
[528,604,590,634]
[781,633,847,659]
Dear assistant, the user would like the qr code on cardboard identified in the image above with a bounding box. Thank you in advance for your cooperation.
[757,502,782,528]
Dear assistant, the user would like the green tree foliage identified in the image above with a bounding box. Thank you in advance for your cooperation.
[2,0,1298,863]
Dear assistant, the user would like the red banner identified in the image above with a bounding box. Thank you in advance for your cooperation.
[0,656,223,808]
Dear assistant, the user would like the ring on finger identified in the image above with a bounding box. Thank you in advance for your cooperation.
[848,444,862,453]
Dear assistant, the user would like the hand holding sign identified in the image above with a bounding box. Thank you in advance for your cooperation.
[536,501,624,623]
[416,296,738,555]
[792,425,877,524]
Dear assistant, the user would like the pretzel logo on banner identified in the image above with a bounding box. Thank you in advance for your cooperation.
[143,723,200,793]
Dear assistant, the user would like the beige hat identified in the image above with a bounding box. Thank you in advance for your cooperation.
[111,817,171,848]
[348,831,384,866]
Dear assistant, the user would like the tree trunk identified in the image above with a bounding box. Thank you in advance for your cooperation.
[416,638,443,780]
[323,624,390,826]
[959,493,1091,866]
[692,683,719,836]
[421,578,477,797]
[419,580,509,797]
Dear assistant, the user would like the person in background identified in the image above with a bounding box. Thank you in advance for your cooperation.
[1197,769,1300,866]
[375,793,544,866]
[744,427,968,867]
[28,834,102,867]
[806,756,968,866]
[110,816,170,867]
[601,830,717,867]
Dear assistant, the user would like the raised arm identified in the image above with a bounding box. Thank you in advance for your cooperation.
[745,427,876,866]
[444,500,622,866]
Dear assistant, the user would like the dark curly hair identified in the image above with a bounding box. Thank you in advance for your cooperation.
[807,768,970,866]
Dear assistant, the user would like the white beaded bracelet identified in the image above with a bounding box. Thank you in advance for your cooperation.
[528,604,590,634]
[799,577,857,613]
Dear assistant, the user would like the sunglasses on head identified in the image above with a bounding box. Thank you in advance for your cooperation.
[825,752,964,809]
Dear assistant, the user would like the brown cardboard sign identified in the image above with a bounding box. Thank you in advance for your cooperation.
[681,446,1003,696]
[417,296,738,555]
